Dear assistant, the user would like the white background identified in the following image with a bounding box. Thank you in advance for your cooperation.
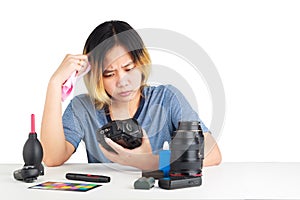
[0,0,299,163]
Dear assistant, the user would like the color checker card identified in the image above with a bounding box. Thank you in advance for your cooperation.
[28,181,101,192]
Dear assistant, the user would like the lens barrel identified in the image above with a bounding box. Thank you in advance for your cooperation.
[170,121,204,176]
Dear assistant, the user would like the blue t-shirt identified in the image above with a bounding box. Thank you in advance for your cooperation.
[62,85,209,163]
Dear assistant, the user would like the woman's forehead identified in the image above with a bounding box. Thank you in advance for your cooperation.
[104,45,133,69]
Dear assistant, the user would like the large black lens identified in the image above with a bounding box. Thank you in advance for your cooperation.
[170,121,204,176]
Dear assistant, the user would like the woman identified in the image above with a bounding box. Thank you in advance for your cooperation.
[41,20,221,170]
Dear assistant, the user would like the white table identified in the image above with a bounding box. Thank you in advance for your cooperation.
[1,162,300,199]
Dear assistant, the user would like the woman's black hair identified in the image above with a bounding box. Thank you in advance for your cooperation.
[83,20,145,64]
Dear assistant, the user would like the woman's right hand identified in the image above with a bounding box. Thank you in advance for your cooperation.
[50,54,89,85]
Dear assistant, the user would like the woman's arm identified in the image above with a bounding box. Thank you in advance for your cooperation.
[41,54,88,166]
[203,132,222,166]
[99,130,221,170]
[41,78,74,166]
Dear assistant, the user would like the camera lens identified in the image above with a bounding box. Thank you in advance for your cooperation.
[176,121,200,131]
[170,121,204,176]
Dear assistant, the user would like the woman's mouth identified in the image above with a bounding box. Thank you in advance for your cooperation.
[118,90,133,97]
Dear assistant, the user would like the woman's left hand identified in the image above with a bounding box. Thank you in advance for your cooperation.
[99,130,159,171]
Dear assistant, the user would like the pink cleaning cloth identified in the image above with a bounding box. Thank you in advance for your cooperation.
[61,65,91,102]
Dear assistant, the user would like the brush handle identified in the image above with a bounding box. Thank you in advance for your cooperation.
[30,114,35,133]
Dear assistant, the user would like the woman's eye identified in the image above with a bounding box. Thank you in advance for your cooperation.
[103,72,114,77]
[125,65,135,71]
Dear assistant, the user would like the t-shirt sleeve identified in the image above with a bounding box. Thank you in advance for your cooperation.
[166,85,209,133]
[62,101,84,150]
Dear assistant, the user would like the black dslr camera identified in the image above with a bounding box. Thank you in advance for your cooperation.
[96,118,143,153]
[13,165,41,183]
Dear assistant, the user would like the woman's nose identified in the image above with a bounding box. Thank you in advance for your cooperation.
[116,71,129,87]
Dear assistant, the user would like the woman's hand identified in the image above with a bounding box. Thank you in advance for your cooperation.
[99,130,159,171]
[50,54,89,85]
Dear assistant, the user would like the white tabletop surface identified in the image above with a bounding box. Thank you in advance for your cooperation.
[1,162,300,199]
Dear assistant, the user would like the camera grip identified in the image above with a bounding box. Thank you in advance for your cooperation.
[96,130,118,153]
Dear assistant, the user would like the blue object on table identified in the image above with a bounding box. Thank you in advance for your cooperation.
[159,141,171,177]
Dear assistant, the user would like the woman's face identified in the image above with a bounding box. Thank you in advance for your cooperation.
[102,45,142,103]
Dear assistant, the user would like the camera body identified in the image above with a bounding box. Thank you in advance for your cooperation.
[13,165,40,183]
[96,118,143,153]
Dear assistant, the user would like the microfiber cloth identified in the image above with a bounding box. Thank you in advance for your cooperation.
[61,65,91,102]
